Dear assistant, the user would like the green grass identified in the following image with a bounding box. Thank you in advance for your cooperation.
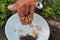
[41,0,60,19]
[0,0,16,27]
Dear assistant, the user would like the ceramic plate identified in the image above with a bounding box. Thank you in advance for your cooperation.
[5,13,50,40]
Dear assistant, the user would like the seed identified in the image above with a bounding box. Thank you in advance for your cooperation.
[28,15,31,21]
[14,28,16,32]
[25,17,29,23]
[25,17,27,19]
[36,25,42,31]
[30,24,34,27]
[32,29,35,34]
[21,17,24,19]
[33,35,36,38]
[19,29,23,33]
[28,15,30,18]
[29,18,31,21]
[25,19,29,25]
[32,29,38,35]
[25,16,29,25]
[35,31,38,36]
[19,35,23,38]
[32,29,35,36]
[32,29,38,37]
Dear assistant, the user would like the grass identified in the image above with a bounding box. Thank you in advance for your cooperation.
[0,0,16,27]
[41,0,60,19]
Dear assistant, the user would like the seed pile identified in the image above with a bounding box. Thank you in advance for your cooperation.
[21,15,31,24]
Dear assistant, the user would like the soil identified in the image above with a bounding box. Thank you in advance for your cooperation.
[20,35,37,40]
[0,27,5,40]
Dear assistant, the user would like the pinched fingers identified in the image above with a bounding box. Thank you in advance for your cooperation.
[29,0,37,24]
[17,6,26,25]
[8,4,17,10]
[29,5,35,24]
[8,0,36,10]
[25,5,29,15]
[8,0,37,25]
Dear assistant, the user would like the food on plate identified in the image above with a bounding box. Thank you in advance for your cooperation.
[18,24,42,40]
[14,24,42,40]
[21,17,25,20]
[36,25,42,31]
[25,16,29,24]
[32,29,38,37]
[30,24,34,27]
[19,29,23,33]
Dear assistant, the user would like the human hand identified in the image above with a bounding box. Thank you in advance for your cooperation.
[8,0,37,25]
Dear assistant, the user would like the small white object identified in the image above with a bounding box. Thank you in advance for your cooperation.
[35,2,43,9]
[5,13,50,40]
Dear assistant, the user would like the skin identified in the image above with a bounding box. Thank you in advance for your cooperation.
[8,0,37,25]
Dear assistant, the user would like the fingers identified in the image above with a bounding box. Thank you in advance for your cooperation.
[7,0,25,10]
[8,0,37,25]
[14,0,35,9]
[17,6,26,25]
[29,5,35,24]
[8,0,36,11]
[28,1,37,24]
[25,5,29,15]
[30,0,37,6]
[8,4,17,10]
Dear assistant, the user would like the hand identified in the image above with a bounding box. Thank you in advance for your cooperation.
[8,0,37,25]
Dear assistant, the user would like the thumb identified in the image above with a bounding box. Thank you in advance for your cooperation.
[7,4,17,10]
[7,0,25,10]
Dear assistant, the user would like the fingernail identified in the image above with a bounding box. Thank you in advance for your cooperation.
[8,5,13,9]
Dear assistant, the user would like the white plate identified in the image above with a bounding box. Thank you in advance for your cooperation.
[5,13,50,40]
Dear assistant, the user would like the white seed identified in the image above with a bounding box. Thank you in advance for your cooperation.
[32,29,38,36]
[33,35,36,38]
[28,15,30,18]
[30,24,34,27]
[35,31,38,36]
[36,25,42,31]
[21,17,24,19]
[32,29,35,34]
[26,19,29,23]
[19,29,23,33]
[29,18,31,21]
[25,17,29,23]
